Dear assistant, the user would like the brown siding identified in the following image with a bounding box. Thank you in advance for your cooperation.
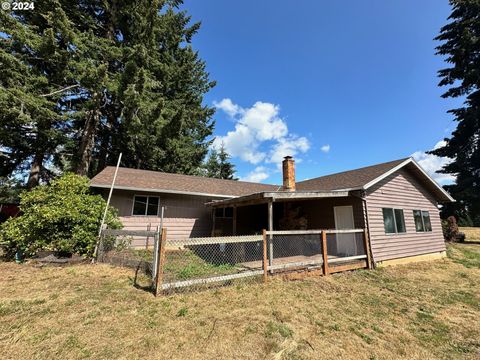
[104,189,216,246]
[365,168,445,262]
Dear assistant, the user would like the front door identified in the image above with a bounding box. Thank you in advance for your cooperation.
[333,206,356,256]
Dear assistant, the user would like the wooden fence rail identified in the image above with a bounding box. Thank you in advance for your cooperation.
[152,228,372,295]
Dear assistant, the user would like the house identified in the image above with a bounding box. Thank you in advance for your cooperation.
[90,156,454,266]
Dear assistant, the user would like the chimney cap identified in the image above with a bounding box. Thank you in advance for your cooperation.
[283,156,293,160]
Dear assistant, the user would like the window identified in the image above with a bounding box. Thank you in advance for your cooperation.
[413,210,432,232]
[382,208,406,234]
[132,196,159,216]
[214,207,233,218]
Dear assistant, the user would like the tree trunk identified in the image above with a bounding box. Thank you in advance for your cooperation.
[76,98,100,176]
[27,150,44,189]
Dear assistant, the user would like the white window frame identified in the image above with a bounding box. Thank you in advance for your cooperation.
[413,210,432,232]
[131,195,160,216]
[382,208,406,235]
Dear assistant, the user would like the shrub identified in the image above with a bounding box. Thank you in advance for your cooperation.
[442,216,459,242]
[0,174,121,258]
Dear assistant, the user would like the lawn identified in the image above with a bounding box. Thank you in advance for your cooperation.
[460,227,480,243]
[1,243,479,360]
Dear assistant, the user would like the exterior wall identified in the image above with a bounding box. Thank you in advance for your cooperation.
[365,168,445,263]
[103,189,217,246]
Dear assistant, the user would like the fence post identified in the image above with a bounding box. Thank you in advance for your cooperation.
[154,228,167,296]
[321,230,329,275]
[363,228,373,269]
[262,229,268,283]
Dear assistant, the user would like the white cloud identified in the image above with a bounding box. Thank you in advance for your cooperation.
[213,98,243,118]
[268,135,310,166]
[213,99,310,167]
[411,140,455,185]
[321,144,330,153]
[241,166,270,183]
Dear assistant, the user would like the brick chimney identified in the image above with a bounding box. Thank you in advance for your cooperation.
[282,156,295,191]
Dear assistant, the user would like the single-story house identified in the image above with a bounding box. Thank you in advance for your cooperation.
[90,156,454,266]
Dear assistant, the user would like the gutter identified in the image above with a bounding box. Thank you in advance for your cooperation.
[90,184,237,199]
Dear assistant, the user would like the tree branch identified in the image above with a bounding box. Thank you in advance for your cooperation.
[40,84,80,98]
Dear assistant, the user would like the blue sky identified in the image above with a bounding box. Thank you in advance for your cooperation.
[182,0,459,185]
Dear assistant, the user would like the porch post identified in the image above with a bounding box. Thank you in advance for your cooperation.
[268,200,273,268]
[211,208,216,237]
[232,206,237,235]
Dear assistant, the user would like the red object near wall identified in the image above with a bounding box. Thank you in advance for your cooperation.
[0,204,20,223]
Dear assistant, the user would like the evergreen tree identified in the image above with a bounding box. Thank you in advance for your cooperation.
[0,3,77,187]
[205,149,221,178]
[218,144,237,180]
[430,0,480,225]
[1,0,216,184]
[204,144,237,180]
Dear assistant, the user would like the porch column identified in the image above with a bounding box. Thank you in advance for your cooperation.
[232,206,237,235]
[268,200,273,268]
[211,208,216,236]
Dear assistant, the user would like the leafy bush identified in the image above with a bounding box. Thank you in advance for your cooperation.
[442,216,460,242]
[0,174,121,258]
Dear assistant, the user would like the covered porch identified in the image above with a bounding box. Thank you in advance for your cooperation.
[207,190,372,272]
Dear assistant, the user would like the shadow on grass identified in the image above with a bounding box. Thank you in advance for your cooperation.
[131,263,155,294]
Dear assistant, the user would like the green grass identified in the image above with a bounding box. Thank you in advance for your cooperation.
[163,250,237,281]
[447,243,480,268]
[108,248,237,281]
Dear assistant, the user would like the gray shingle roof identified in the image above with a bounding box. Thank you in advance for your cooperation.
[91,157,453,202]
[296,158,409,191]
[90,167,279,197]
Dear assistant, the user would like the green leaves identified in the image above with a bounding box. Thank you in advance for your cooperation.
[0,174,121,257]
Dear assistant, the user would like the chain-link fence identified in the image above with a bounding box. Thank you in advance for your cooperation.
[268,233,324,271]
[266,230,368,270]
[159,234,265,293]
[97,227,371,295]
[96,228,159,277]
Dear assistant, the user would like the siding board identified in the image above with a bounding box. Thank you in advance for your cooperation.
[104,189,216,246]
[365,168,445,262]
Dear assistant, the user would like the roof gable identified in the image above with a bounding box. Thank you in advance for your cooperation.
[296,158,408,192]
[297,158,454,202]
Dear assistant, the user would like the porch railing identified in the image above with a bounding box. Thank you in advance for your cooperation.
[265,229,372,275]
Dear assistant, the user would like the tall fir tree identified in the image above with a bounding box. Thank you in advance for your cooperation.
[1,0,216,184]
[0,2,78,187]
[217,144,237,180]
[204,149,220,178]
[429,0,480,225]
[204,144,237,180]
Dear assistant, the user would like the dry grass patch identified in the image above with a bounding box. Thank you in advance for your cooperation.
[460,227,480,242]
[1,243,479,359]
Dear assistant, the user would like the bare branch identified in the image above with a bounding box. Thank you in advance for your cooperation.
[40,84,80,98]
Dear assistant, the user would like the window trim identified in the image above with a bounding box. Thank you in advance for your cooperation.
[214,207,234,219]
[413,209,432,233]
[131,195,160,216]
[382,207,407,235]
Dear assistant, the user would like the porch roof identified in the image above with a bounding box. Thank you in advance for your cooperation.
[206,190,350,208]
